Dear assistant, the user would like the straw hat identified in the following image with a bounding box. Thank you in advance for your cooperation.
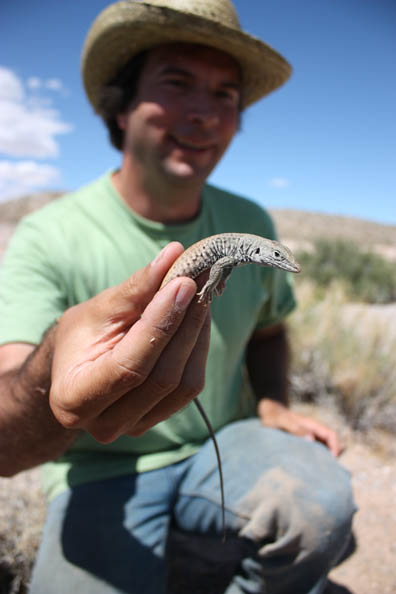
[82,0,292,111]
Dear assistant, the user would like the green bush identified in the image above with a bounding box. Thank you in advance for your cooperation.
[297,239,396,304]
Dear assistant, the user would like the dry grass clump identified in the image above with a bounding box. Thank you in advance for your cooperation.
[288,280,396,431]
[0,470,46,594]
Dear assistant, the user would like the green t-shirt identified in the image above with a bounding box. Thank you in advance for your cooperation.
[0,172,296,499]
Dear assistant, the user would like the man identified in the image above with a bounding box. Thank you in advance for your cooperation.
[0,1,355,593]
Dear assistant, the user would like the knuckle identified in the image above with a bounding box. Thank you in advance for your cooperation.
[87,421,120,444]
[50,391,82,428]
[182,368,206,397]
[150,316,181,340]
[113,362,147,390]
[127,423,148,438]
[59,303,81,324]
[177,380,203,404]
[185,384,202,401]
[187,380,204,399]
[123,273,142,297]
[53,408,82,430]
[146,373,179,397]
[50,390,89,429]
[143,300,191,341]
[119,278,146,316]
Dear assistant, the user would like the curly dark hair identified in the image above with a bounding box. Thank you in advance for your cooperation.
[96,51,149,151]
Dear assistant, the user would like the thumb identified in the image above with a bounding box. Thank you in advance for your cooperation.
[91,242,186,326]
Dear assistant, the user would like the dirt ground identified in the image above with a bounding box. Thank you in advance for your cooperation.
[0,405,395,593]
[303,404,396,594]
[328,430,396,593]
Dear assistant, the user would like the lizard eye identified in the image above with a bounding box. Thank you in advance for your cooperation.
[273,250,281,258]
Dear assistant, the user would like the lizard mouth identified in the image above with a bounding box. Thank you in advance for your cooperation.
[282,260,301,273]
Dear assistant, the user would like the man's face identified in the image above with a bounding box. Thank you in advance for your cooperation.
[118,43,241,186]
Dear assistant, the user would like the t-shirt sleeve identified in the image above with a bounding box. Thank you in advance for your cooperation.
[255,211,297,329]
[255,268,297,329]
[0,217,67,346]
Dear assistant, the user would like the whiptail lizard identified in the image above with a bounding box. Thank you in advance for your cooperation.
[161,233,301,541]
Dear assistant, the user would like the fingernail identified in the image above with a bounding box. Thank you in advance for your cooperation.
[175,282,195,310]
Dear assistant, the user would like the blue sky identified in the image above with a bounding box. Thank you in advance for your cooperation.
[1,0,395,224]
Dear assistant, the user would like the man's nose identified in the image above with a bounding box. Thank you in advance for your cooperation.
[187,91,219,127]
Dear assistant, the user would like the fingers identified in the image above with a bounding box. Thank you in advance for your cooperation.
[126,310,211,436]
[290,415,343,457]
[84,292,210,442]
[51,242,187,369]
[302,419,344,457]
[88,242,186,328]
[50,241,214,442]
[258,399,344,457]
[51,275,199,427]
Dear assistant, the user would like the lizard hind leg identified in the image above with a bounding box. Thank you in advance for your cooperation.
[214,266,233,296]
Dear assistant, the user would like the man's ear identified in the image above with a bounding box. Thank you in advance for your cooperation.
[117,113,127,130]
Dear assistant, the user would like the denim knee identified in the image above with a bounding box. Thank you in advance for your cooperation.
[236,452,355,566]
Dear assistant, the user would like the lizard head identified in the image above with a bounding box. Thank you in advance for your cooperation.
[250,239,301,273]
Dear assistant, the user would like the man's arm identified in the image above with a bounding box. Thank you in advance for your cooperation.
[246,323,290,406]
[0,242,210,477]
[246,323,342,456]
[0,335,80,476]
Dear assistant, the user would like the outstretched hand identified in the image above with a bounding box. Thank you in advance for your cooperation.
[50,242,210,443]
[257,398,344,457]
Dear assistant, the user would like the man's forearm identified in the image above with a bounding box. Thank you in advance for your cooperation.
[246,324,290,407]
[0,326,79,477]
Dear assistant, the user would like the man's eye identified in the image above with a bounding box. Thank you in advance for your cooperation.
[164,78,187,88]
[216,90,239,105]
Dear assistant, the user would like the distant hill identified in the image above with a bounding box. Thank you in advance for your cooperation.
[270,208,396,249]
[0,191,64,224]
[1,191,395,261]
[269,209,396,262]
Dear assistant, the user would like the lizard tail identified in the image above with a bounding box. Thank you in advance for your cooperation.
[193,398,226,543]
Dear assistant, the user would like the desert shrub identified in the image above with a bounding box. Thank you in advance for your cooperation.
[288,281,396,431]
[297,239,396,304]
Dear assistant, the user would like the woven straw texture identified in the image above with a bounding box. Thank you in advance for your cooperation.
[82,0,292,110]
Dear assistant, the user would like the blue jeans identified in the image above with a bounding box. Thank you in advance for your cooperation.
[29,420,355,594]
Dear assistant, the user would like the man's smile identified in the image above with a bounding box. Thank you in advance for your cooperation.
[170,134,216,152]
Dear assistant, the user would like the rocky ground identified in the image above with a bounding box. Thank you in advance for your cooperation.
[0,404,395,593]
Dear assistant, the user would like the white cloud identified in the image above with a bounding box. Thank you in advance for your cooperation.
[0,67,24,102]
[26,76,42,90]
[0,66,72,159]
[269,177,290,189]
[27,76,66,94]
[0,160,60,201]
[45,78,63,92]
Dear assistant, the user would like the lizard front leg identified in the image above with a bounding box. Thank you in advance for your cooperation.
[196,258,235,303]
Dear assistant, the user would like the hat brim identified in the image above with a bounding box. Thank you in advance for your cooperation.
[82,2,292,111]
